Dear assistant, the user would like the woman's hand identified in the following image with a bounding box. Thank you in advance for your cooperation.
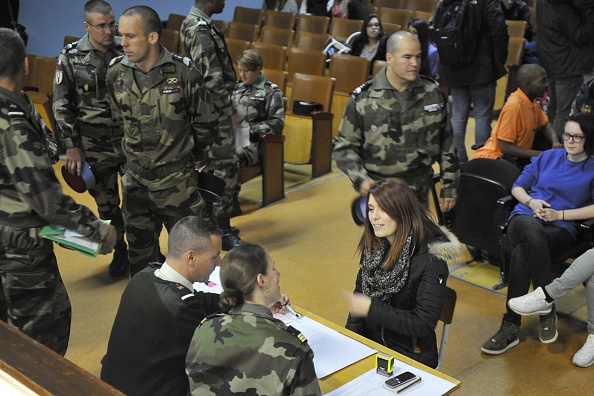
[345,292,372,318]
[529,199,551,219]
[539,207,563,222]
[269,294,290,314]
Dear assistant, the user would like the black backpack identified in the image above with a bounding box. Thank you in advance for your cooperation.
[430,0,478,67]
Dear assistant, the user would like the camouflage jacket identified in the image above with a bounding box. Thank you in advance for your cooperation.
[0,87,109,240]
[180,6,236,117]
[333,68,459,198]
[107,46,217,188]
[186,303,322,396]
[53,34,123,149]
[232,73,285,137]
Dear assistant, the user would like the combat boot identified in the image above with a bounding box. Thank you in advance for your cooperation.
[218,213,244,251]
[108,240,129,277]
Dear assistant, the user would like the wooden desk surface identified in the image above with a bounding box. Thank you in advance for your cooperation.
[293,306,461,395]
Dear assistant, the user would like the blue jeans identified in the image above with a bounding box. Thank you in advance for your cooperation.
[451,82,497,167]
[547,76,584,137]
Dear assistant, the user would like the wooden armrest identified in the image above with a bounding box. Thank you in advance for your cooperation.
[258,133,285,143]
[311,111,333,120]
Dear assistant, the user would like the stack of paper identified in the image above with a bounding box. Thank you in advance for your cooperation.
[40,225,102,257]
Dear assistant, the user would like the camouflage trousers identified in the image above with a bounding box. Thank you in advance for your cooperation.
[234,142,261,196]
[80,134,126,244]
[122,170,204,276]
[202,115,239,216]
[0,225,71,356]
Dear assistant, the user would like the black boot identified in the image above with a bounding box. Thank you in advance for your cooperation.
[201,201,217,226]
[108,240,129,277]
[218,214,244,251]
[229,192,243,218]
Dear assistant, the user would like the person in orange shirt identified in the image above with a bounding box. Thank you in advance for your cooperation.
[472,64,561,167]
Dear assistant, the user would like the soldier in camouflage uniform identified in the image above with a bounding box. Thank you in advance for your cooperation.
[107,6,218,276]
[334,31,459,212]
[186,244,321,396]
[231,49,285,213]
[53,0,128,277]
[0,28,116,355]
[180,0,244,251]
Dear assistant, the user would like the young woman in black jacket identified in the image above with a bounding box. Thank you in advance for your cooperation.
[345,178,460,368]
[349,14,388,76]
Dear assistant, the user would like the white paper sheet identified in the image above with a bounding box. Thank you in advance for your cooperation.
[325,367,457,396]
[193,267,224,294]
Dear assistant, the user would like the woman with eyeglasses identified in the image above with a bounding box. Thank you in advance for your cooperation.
[349,14,387,76]
[482,113,594,356]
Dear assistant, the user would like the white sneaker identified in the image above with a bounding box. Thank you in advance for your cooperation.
[573,334,594,368]
[508,287,553,315]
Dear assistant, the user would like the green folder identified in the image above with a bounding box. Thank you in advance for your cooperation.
[40,224,104,257]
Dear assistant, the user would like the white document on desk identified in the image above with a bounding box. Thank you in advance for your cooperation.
[193,267,224,294]
[278,315,376,379]
[325,367,457,396]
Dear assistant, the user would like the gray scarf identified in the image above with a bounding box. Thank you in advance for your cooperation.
[361,233,414,302]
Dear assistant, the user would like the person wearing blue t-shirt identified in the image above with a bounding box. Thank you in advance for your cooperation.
[482,113,594,355]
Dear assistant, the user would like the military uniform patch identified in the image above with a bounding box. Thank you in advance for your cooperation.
[55,59,63,85]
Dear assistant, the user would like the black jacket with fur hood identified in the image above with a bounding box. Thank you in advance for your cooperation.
[346,226,460,368]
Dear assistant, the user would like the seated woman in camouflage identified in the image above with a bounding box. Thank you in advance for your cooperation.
[185,244,321,396]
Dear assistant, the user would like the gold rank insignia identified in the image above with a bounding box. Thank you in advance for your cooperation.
[83,84,89,93]
[167,77,178,84]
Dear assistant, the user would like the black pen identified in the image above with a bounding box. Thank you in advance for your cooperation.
[281,303,301,318]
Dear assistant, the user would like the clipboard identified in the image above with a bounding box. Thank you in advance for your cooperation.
[40,224,105,257]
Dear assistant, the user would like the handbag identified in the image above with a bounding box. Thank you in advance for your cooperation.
[7,0,28,46]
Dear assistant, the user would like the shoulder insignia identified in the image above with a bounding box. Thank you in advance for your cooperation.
[419,74,439,86]
[108,54,124,67]
[61,40,79,54]
[197,19,208,28]
[171,53,193,67]
[287,325,308,344]
[167,281,194,301]
[351,80,373,97]
[266,80,279,90]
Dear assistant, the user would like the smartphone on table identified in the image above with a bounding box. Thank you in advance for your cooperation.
[383,371,421,393]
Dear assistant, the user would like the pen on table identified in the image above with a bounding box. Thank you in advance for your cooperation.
[282,303,301,318]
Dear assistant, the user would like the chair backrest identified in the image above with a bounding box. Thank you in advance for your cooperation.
[287,47,326,81]
[259,25,294,48]
[506,20,527,39]
[166,13,186,31]
[294,31,329,51]
[437,286,457,370]
[329,54,369,95]
[382,22,403,38]
[406,0,439,12]
[233,6,263,26]
[211,19,227,35]
[375,0,408,9]
[506,37,526,67]
[264,10,297,29]
[379,8,413,28]
[39,56,58,95]
[289,73,335,112]
[450,158,520,254]
[296,14,330,35]
[225,38,251,66]
[226,21,258,42]
[412,10,433,22]
[372,60,388,77]
[63,35,80,48]
[160,28,180,54]
[329,18,363,42]
[262,68,288,94]
[250,41,287,71]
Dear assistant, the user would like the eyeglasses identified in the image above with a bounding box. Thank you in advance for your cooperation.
[86,22,118,32]
[562,133,586,143]
[368,23,380,28]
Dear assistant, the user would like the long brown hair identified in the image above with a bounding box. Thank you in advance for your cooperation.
[357,178,442,270]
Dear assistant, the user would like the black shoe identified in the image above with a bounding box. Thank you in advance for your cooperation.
[108,243,129,277]
[222,233,245,251]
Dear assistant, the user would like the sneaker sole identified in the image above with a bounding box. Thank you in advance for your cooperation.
[573,357,594,368]
[480,338,519,355]
[540,330,558,344]
[508,304,552,316]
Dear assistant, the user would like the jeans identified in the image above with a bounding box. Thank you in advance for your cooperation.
[546,247,594,334]
[503,215,575,326]
[547,76,584,137]
[451,82,497,167]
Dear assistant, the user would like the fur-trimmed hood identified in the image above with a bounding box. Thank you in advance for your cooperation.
[426,226,462,264]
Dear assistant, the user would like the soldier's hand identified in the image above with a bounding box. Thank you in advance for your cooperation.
[359,179,374,197]
[439,197,456,213]
[270,294,290,314]
[65,147,84,176]
[99,226,117,255]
